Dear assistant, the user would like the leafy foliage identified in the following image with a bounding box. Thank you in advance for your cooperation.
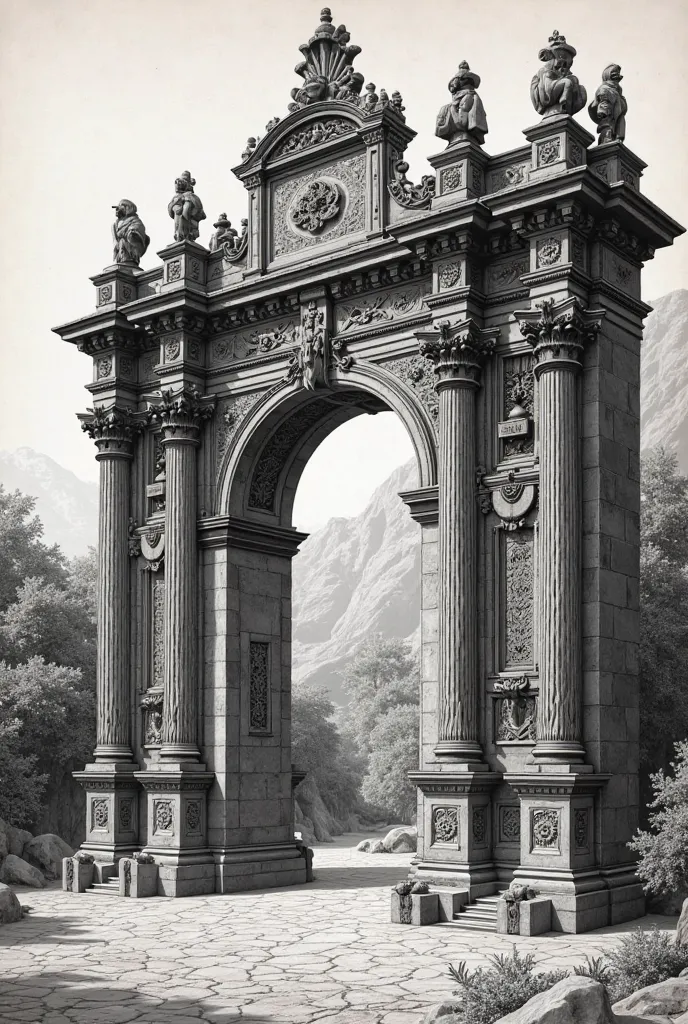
[291,681,364,822]
[446,947,568,1024]
[362,704,419,820]
[0,486,67,613]
[639,448,688,793]
[629,741,688,900]
[603,926,688,1003]
[573,956,613,985]
[0,719,48,827]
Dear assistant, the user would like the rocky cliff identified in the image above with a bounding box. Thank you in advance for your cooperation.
[641,289,688,471]
[0,447,98,558]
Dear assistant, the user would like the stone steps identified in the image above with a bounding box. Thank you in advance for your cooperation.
[87,877,120,896]
[441,890,506,933]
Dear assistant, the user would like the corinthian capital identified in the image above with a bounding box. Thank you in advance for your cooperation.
[146,386,216,440]
[417,318,497,386]
[79,405,141,456]
[515,296,604,372]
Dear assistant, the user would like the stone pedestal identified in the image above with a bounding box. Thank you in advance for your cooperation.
[119,856,159,898]
[428,137,488,207]
[497,896,552,936]
[523,114,594,181]
[62,857,95,893]
[73,766,139,874]
[391,890,439,926]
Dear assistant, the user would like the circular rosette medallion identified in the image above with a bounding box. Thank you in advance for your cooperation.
[289,178,343,236]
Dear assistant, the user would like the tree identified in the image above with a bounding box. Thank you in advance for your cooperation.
[362,704,419,821]
[629,740,688,900]
[639,448,688,794]
[0,486,67,612]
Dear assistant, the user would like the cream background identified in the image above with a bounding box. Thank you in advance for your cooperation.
[0,0,685,530]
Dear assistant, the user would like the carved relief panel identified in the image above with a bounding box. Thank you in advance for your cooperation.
[501,353,535,461]
[248,640,271,735]
[502,529,535,670]
[271,154,366,260]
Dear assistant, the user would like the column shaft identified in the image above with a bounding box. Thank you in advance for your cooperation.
[534,363,583,760]
[161,437,199,759]
[95,453,132,760]
[437,381,481,756]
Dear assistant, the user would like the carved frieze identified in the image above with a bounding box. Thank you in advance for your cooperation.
[248,400,331,511]
[210,320,299,367]
[274,118,356,158]
[432,806,459,845]
[335,285,428,335]
[486,258,529,294]
[384,355,439,434]
[504,530,534,667]
[272,155,366,258]
[249,641,270,733]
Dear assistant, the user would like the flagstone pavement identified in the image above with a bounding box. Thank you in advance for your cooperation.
[0,834,677,1024]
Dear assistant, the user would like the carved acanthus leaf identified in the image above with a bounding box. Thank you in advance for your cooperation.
[418,319,497,383]
[515,296,604,368]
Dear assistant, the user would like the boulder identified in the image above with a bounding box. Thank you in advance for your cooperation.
[382,825,418,853]
[23,834,73,879]
[0,818,32,858]
[677,897,688,946]
[422,998,463,1023]
[496,976,617,1023]
[613,977,688,1018]
[369,839,386,853]
[356,839,371,852]
[0,854,46,888]
[0,883,22,924]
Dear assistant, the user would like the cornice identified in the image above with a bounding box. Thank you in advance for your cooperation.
[198,515,309,556]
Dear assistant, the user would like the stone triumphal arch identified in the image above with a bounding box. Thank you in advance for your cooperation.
[55,11,683,930]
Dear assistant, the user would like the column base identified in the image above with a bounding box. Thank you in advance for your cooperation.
[530,739,590,768]
[213,843,311,894]
[73,763,140,874]
[433,740,489,771]
[509,866,612,933]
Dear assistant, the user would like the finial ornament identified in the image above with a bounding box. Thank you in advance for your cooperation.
[167,171,206,243]
[435,60,488,146]
[588,65,627,144]
[209,214,237,252]
[284,8,404,122]
[530,30,587,118]
[112,200,149,266]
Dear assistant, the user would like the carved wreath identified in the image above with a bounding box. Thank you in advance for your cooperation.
[290,179,341,234]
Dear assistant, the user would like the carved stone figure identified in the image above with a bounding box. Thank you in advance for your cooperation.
[335,71,364,104]
[286,301,327,390]
[242,137,258,161]
[209,214,238,252]
[530,30,587,118]
[167,171,206,243]
[112,200,150,266]
[435,61,488,146]
[388,161,436,210]
[288,9,363,111]
[588,64,627,144]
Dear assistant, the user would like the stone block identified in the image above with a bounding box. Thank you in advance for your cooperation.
[614,606,639,642]
[613,408,639,450]
[391,891,439,926]
[119,857,158,898]
[520,897,552,936]
[62,856,94,893]
[437,888,469,921]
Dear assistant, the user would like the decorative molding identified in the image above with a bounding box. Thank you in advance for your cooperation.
[388,161,436,210]
[80,406,142,456]
[216,394,261,468]
[504,530,534,667]
[146,387,215,440]
[336,286,428,335]
[274,118,355,158]
[248,400,331,511]
[290,179,342,235]
[384,355,439,434]
[531,808,560,851]
[489,163,529,192]
[515,296,604,370]
[418,318,497,384]
[487,258,529,293]
[432,806,459,845]
[248,641,270,733]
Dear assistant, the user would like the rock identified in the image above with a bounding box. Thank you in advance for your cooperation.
[681,967,688,978]
[677,897,688,946]
[23,834,73,879]
[0,819,33,859]
[0,883,22,924]
[369,839,386,853]
[612,977,688,1018]
[0,855,46,888]
[422,998,463,1023]
[382,825,418,853]
[293,778,339,843]
[356,839,371,852]
[496,976,616,1023]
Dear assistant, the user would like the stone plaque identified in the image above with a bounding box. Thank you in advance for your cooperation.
[498,417,529,438]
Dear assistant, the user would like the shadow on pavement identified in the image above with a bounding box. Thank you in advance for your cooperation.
[0,971,273,1024]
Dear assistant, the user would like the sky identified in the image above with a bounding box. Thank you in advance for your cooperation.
[0,0,686,531]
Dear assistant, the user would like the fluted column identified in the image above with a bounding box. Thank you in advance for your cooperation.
[81,407,138,762]
[419,320,496,763]
[148,387,214,763]
[516,297,603,765]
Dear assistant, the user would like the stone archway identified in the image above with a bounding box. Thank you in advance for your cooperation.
[54,6,683,927]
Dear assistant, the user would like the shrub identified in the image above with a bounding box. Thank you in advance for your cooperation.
[603,926,688,1003]
[629,740,688,900]
[446,947,568,1024]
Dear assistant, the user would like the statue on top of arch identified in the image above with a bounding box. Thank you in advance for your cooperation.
[285,8,405,121]
[530,30,587,118]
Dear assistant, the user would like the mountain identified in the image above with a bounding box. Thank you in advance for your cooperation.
[292,460,420,703]
[640,289,688,471]
[0,448,98,558]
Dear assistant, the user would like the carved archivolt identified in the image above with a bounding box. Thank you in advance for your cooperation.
[216,394,262,470]
[248,399,332,512]
[384,355,438,435]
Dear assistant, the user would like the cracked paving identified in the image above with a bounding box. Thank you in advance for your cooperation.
[0,837,677,1023]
